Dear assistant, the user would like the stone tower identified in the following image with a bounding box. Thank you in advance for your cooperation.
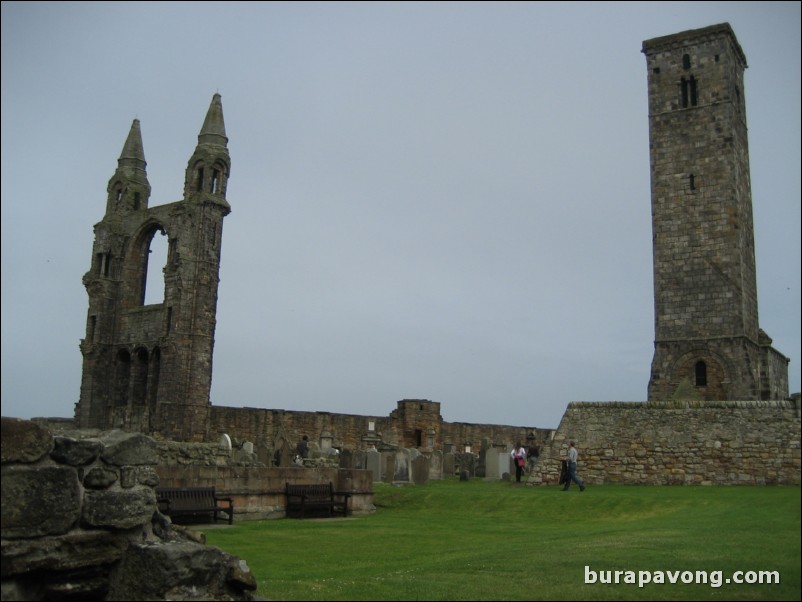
[75,94,231,440]
[642,24,788,401]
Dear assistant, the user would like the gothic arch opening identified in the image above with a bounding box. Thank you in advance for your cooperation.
[148,347,161,429]
[132,347,149,405]
[114,349,131,407]
[673,351,730,401]
[144,229,168,305]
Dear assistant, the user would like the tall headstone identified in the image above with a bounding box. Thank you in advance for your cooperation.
[428,450,443,480]
[365,448,382,482]
[412,454,430,485]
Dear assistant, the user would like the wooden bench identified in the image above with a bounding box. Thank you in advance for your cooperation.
[285,482,351,519]
[156,487,234,525]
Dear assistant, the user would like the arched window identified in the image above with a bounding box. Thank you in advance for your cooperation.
[132,348,149,405]
[682,54,691,69]
[114,349,131,406]
[695,361,708,387]
[143,228,168,305]
[681,76,698,108]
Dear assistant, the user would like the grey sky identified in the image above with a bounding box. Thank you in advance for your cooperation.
[2,1,799,430]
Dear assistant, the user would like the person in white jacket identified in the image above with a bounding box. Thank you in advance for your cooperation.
[510,442,527,484]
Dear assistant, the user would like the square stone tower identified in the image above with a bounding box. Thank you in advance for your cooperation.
[642,24,789,401]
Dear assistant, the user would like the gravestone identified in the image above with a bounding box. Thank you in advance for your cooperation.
[443,451,456,477]
[459,452,476,477]
[382,454,394,483]
[484,446,502,480]
[428,450,443,480]
[392,449,411,483]
[353,449,366,470]
[366,448,381,481]
[339,449,353,469]
[412,454,429,485]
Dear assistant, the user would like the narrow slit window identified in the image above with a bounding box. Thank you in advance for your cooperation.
[682,54,691,69]
[690,76,698,106]
[689,174,695,191]
[211,170,220,193]
[695,361,708,387]
[196,167,204,192]
[681,78,689,108]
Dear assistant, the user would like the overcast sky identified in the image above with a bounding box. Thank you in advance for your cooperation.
[2,1,800,430]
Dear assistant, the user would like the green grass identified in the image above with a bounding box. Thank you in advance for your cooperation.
[203,480,801,601]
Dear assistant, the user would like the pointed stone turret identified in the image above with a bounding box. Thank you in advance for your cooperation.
[184,94,231,204]
[118,118,147,173]
[198,93,228,148]
[105,118,151,214]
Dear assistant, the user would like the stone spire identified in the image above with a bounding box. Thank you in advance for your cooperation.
[106,118,150,213]
[197,93,228,148]
[183,94,231,202]
[118,118,147,173]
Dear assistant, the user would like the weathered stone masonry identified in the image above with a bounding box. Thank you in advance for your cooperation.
[75,95,231,442]
[529,400,801,486]
[643,23,789,401]
[0,417,257,601]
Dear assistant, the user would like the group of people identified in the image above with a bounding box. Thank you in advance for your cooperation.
[510,440,585,491]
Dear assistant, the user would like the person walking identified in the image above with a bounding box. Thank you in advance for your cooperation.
[510,442,527,484]
[563,441,585,491]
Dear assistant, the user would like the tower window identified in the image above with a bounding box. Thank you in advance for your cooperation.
[196,167,204,192]
[115,188,123,204]
[681,76,698,108]
[689,174,695,191]
[695,361,708,387]
[211,170,220,193]
[682,54,691,69]
[133,192,141,210]
[96,252,111,277]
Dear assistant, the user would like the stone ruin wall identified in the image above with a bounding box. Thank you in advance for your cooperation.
[207,403,549,460]
[154,442,376,521]
[528,400,801,486]
[0,418,257,601]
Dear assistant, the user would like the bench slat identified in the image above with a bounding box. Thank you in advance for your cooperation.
[156,487,234,525]
[285,482,349,519]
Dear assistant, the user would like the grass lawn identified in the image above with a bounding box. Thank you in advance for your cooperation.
[203,479,801,601]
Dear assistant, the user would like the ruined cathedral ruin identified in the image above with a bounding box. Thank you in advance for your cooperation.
[74,23,791,450]
[75,95,230,441]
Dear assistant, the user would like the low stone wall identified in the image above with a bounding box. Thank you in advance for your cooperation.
[156,465,375,520]
[0,418,257,601]
[528,400,801,486]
